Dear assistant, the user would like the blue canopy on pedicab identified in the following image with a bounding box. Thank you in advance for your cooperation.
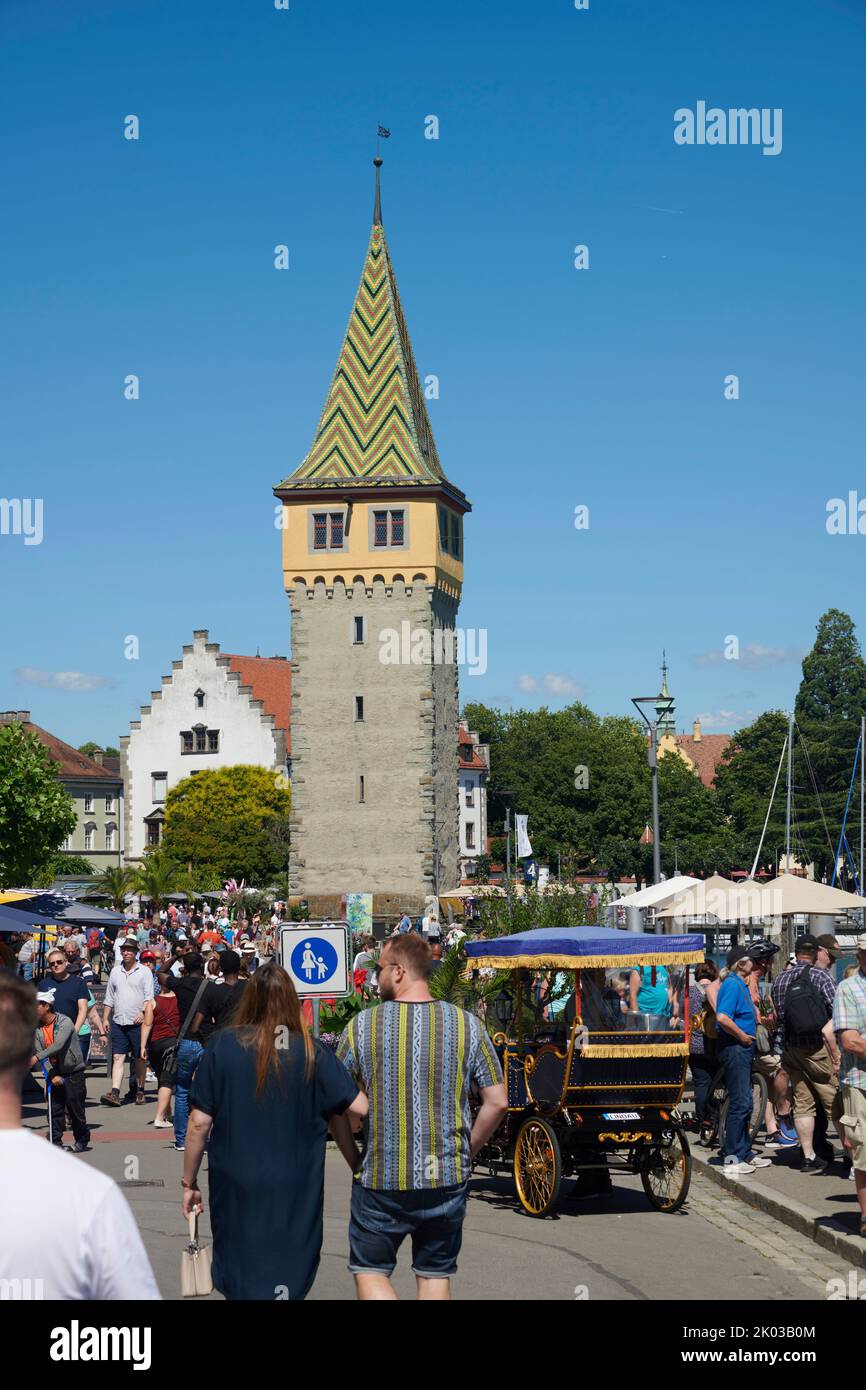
[462,925,705,969]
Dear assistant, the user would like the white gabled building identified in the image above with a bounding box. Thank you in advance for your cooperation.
[458,723,489,878]
[120,629,291,863]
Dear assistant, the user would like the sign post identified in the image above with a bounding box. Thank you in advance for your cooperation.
[278,921,352,1038]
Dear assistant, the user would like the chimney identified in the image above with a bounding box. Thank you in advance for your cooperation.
[0,711,31,725]
[92,750,105,765]
[692,719,702,741]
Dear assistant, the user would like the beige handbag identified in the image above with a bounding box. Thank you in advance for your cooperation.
[181,1211,213,1297]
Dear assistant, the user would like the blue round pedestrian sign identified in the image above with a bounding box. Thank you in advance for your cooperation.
[290,936,339,986]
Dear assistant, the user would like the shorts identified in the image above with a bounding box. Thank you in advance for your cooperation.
[781,1044,838,1120]
[109,1020,142,1059]
[753,1052,782,1080]
[839,1084,866,1172]
[148,1036,178,1086]
[348,1180,469,1279]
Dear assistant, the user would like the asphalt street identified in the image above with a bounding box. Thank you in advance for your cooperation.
[20,1069,858,1302]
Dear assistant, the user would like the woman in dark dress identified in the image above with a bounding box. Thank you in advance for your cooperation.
[182,962,366,1300]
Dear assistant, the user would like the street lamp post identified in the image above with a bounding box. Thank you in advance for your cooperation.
[632,693,674,887]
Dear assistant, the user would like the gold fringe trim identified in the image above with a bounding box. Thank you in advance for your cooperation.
[464,950,705,971]
[580,1042,690,1059]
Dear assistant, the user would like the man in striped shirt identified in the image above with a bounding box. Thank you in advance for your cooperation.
[337,932,506,1300]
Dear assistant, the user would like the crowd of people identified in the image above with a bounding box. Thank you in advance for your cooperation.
[2,903,865,1301]
[687,929,866,1237]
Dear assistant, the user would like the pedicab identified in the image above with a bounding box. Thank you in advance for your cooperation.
[464,925,705,1217]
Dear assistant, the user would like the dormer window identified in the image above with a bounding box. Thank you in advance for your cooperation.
[194,689,206,709]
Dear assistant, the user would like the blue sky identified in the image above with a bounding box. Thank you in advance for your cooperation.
[2,0,865,749]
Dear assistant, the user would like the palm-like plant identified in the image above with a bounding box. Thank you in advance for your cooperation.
[90,865,137,912]
[133,853,182,922]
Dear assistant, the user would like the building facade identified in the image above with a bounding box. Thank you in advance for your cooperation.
[274,162,471,913]
[120,630,291,863]
[458,723,489,877]
[653,659,732,787]
[0,712,123,867]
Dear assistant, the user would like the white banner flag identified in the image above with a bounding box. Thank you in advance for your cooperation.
[515,814,533,859]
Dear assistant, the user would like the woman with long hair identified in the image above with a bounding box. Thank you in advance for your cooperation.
[182,961,366,1300]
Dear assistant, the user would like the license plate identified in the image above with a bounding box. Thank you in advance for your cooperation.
[602,1111,640,1120]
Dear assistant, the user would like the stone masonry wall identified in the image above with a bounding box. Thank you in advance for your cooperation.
[289,576,459,901]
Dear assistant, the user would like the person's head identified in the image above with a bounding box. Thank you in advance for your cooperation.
[378,934,432,1001]
[156,969,174,993]
[364,936,376,950]
[431,942,443,961]
[175,939,189,956]
[856,932,866,973]
[794,935,818,964]
[725,946,753,978]
[814,934,841,971]
[206,956,221,977]
[183,951,203,977]
[140,950,156,970]
[35,988,56,1024]
[232,962,313,1094]
[45,948,69,980]
[0,976,38,1094]
[62,941,81,966]
[843,962,859,980]
[695,961,719,984]
[220,950,240,978]
[120,939,138,967]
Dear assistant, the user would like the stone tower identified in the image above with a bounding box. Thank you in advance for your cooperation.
[273,161,471,915]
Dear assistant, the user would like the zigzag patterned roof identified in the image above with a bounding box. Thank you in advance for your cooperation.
[277,217,463,497]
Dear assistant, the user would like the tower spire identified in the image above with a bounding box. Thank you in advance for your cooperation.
[373,156,383,226]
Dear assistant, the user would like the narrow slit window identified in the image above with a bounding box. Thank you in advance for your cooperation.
[354,696,364,721]
[353,615,364,644]
[390,509,404,545]
[359,775,365,803]
[438,506,449,551]
[373,510,388,547]
[330,512,344,548]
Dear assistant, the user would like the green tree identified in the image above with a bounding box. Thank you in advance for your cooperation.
[90,864,137,910]
[0,724,77,888]
[134,852,183,923]
[161,765,292,885]
[32,853,95,888]
[714,711,789,873]
[792,609,866,876]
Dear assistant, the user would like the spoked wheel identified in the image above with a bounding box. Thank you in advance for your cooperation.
[640,1129,692,1212]
[719,1070,768,1149]
[513,1116,562,1217]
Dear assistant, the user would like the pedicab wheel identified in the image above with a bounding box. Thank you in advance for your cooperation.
[640,1129,692,1213]
[514,1116,562,1217]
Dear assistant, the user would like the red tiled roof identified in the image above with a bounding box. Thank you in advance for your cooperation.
[24,722,122,781]
[674,733,731,788]
[224,655,292,748]
[458,723,487,771]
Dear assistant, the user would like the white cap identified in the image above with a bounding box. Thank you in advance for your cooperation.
[36,988,56,1005]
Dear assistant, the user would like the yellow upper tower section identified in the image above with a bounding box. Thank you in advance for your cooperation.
[273,161,470,599]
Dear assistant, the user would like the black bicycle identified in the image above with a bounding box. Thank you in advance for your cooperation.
[699,1063,768,1149]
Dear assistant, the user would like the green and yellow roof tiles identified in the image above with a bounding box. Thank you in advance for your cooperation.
[277,222,463,499]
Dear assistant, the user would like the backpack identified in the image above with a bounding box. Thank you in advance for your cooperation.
[87,929,101,950]
[783,965,831,1041]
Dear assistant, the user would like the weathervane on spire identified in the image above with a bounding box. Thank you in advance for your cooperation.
[374,125,390,226]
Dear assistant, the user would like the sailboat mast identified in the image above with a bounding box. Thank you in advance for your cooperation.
[785,711,794,873]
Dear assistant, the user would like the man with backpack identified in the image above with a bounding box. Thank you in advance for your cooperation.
[771,935,842,1174]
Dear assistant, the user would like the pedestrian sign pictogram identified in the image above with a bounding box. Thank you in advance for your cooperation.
[279,921,351,998]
